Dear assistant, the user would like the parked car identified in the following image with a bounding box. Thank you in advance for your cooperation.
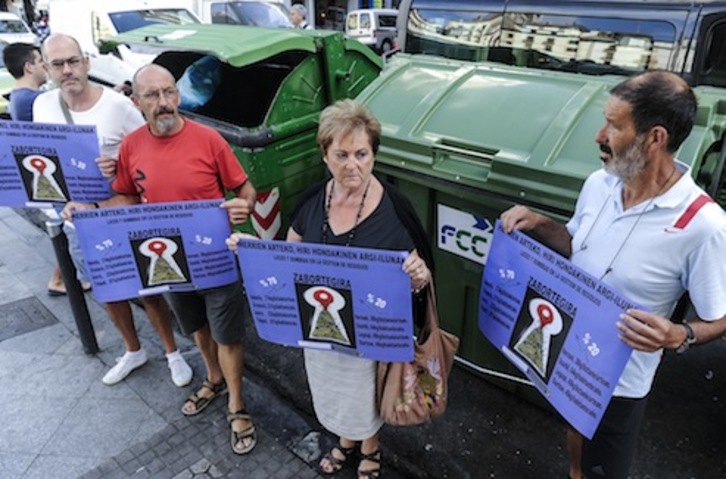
[0,12,38,45]
[346,8,398,54]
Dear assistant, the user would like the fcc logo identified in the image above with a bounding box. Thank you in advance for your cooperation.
[437,204,493,265]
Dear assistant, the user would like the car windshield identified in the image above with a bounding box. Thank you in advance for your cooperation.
[0,19,31,34]
[109,9,199,34]
[229,2,291,27]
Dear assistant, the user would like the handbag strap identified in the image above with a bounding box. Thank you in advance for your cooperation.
[422,282,442,335]
[58,94,74,125]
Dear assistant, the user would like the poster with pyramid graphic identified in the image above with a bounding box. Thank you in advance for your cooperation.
[73,200,238,302]
[130,236,191,289]
[0,120,111,207]
[478,220,643,439]
[236,239,415,362]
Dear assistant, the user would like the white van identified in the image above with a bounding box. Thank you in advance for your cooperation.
[345,8,397,54]
[48,0,199,86]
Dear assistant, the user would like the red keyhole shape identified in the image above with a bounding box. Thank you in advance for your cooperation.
[313,289,333,310]
[537,303,554,328]
[148,240,167,257]
[30,157,46,174]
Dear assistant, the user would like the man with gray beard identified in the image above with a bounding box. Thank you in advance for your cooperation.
[65,63,258,455]
[500,71,726,478]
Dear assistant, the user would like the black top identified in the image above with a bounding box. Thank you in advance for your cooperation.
[291,183,415,252]
[290,177,434,328]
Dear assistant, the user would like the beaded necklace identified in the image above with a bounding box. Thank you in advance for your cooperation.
[321,179,371,246]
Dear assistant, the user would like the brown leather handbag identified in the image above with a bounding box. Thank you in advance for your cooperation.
[376,284,460,425]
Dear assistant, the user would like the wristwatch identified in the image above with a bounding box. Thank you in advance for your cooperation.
[676,322,697,354]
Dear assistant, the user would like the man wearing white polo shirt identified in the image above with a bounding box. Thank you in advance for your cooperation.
[501,70,726,478]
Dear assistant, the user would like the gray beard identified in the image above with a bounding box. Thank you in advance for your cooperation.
[605,136,647,183]
[154,116,177,135]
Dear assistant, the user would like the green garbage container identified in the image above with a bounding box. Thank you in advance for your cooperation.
[105,24,383,238]
[356,53,726,403]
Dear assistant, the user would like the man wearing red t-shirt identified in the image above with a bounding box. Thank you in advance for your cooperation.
[63,64,257,455]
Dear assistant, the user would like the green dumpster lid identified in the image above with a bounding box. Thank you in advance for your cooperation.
[360,54,726,213]
[104,23,323,68]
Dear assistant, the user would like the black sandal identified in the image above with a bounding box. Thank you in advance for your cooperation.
[357,449,381,479]
[318,443,356,475]
[181,379,227,416]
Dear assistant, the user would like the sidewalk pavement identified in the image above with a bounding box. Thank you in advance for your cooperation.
[0,205,397,479]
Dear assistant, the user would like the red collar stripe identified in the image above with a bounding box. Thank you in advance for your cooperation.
[673,194,715,229]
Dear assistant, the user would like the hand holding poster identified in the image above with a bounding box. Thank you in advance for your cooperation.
[236,239,414,362]
[73,200,238,302]
[479,220,642,439]
[0,120,111,207]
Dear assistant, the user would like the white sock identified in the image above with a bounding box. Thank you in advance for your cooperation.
[126,348,145,359]
[166,350,182,362]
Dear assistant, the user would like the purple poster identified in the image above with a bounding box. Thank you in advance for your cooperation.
[73,200,238,302]
[479,220,641,439]
[0,120,111,207]
[236,239,414,362]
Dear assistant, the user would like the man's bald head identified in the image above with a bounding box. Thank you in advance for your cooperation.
[42,33,83,61]
[132,64,175,96]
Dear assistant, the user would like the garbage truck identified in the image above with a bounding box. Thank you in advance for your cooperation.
[354,0,726,399]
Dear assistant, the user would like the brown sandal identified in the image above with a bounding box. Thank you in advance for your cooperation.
[181,379,227,416]
[357,449,381,479]
[227,409,257,455]
[319,444,356,475]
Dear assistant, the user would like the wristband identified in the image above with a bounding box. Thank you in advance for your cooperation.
[676,322,696,354]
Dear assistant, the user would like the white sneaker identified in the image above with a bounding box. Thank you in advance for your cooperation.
[102,350,148,385]
[168,355,193,387]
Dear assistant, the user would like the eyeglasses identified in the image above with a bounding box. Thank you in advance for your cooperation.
[139,87,179,101]
[47,56,83,71]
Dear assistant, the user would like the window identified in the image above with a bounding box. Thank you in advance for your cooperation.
[700,20,726,87]
[405,0,678,75]
[347,13,358,30]
[109,9,198,34]
[0,19,31,34]
[378,15,397,28]
[211,4,241,24]
[227,2,292,27]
